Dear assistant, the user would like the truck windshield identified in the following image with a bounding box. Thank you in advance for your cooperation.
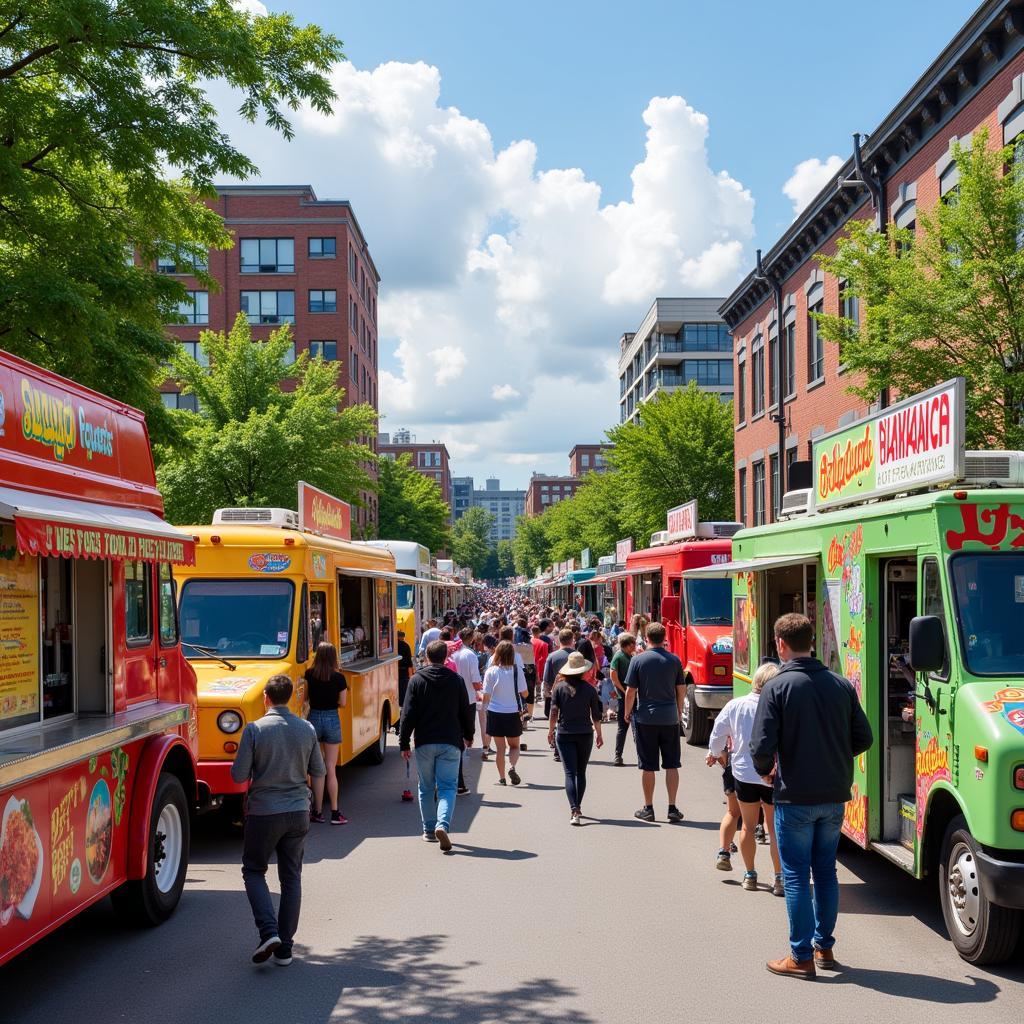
[684,578,732,626]
[179,579,295,659]
[396,584,415,610]
[950,555,1024,676]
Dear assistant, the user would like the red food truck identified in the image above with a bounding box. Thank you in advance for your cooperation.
[0,351,199,966]
[625,501,741,745]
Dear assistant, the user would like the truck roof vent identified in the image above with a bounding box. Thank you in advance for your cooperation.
[649,530,671,547]
[695,521,744,539]
[779,489,814,520]
[212,507,300,529]
[961,451,1024,488]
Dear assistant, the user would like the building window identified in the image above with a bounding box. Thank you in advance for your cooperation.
[807,301,824,383]
[752,461,766,526]
[738,467,747,525]
[309,340,338,361]
[681,359,733,386]
[161,391,199,412]
[349,245,358,279]
[737,356,746,422]
[173,290,208,324]
[158,249,207,274]
[784,322,796,398]
[309,289,337,313]
[770,453,780,521]
[241,290,295,325]
[768,330,780,408]
[179,340,209,367]
[308,237,336,258]
[240,238,295,274]
[751,335,764,416]
[681,323,733,352]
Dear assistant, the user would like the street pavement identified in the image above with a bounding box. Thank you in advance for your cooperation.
[6,722,1024,1024]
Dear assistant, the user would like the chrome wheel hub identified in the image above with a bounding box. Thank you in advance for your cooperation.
[946,842,980,936]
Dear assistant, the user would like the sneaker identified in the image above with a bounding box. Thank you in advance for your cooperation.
[716,849,732,871]
[457,785,470,796]
[422,831,438,842]
[497,778,507,786]
[252,936,281,964]
[553,752,561,762]
[813,947,837,969]
[766,955,816,980]
[508,766,521,786]
[773,873,785,897]
[481,751,489,762]
[666,806,684,823]
[273,950,293,966]
[742,870,758,891]
[310,811,325,824]
[634,806,655,822]
[570,809,582,826]
[434,826,452,852]
[729,842,738,853]
[614,756,624,766]
[755,823,768,844]
[331,811,348,825]
[520,743,528,751]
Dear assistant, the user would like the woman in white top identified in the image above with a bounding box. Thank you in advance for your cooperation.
[482,641,529,786]
[707,662,783,896]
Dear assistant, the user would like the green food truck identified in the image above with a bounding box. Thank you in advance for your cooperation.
[686,379,1024,964]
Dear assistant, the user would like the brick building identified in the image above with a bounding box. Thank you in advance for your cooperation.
[378,429,453,520]
[569,444,613,476]
[161,184,381,533]
[525,474,579,518]
[722,0,1024,526]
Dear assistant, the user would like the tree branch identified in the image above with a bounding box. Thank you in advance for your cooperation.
[0,39,80,80]
[0,12,25,44]
[20,141,59,170]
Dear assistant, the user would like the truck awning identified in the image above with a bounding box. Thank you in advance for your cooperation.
[682,553,818,579]
[338,567,429,586]
[0,485,195,565]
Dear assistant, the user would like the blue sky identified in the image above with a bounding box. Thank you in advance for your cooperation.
[232,1,980,488]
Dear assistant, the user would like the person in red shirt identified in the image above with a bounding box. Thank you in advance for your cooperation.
[531,624,549,721]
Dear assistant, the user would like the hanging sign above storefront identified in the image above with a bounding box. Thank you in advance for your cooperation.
[811,378,966,511]
[615,538,633,563]
[298,481,351,542]
[666,499,698,539]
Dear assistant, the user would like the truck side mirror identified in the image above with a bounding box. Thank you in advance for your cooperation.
[660,596,680,623]
[909,615,945,674]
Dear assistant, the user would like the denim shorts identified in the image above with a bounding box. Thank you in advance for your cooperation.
[308,707,342,744]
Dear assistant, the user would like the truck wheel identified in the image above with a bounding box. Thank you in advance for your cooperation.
[360,706,389,766]
[938,815,1021,964]
[111,772,190,926]
[682,687,710,746]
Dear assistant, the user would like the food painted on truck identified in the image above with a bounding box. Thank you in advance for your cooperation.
[247,553,291,574]
[0,798,42,924]
[85,780,113,885]
[0,525,40,728]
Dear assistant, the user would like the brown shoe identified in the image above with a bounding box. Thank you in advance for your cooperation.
[813,948,837,969]
[766,955,816,980]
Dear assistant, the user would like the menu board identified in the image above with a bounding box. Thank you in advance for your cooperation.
[0,524,39,728]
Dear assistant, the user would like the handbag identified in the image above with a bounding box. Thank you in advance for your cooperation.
[513,664,529,723]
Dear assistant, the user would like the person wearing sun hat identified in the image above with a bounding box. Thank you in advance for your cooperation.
[547,651,604,826]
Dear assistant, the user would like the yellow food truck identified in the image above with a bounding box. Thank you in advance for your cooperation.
[177,484,411,809]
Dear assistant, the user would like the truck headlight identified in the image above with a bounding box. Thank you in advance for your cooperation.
[218,710,243,734]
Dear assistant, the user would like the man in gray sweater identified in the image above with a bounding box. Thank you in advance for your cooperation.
[231,674,326,965]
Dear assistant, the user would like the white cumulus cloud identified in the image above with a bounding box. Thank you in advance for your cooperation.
[211,61,755,485]
[782,155,843,217]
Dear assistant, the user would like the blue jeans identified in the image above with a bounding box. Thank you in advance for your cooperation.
[415,744,461,833]
[774,802,846,961]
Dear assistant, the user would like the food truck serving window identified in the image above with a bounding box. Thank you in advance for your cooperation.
[950,555,1024,676]
[179,579,295,659]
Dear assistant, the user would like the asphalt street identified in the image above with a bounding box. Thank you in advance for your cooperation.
[6,722,1024,1024]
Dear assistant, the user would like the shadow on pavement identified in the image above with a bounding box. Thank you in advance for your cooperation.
[825,967,1000,1002]
[450,843,537,860]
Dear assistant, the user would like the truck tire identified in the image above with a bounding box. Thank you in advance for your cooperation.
[682,687,711,746]
[938,814,1021,964]
[111,772,190,926]
[359,705,390,766]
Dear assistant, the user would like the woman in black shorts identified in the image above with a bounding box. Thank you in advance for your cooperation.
[481,641,528,786]
[304,641,348,824]
[706,758,742,870]
[548,651,603,825]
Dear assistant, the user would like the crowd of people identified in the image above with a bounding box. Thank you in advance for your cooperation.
[230,589,872,983]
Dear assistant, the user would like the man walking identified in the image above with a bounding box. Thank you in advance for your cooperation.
[542,628,577,762]
[231,674,325,966]
[400,640,476,851]
[751,613,873,980]
[623,622,686,822]
[395,629,414,735]
[609,632,636,766]
[417,618,441,660]
[451,627,483,794]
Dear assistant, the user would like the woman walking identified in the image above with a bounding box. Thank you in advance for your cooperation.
[548,651,603,825]
[707,662,783,893]
[629,614,649,652]
[481,640,529,786]
[304,641,349,824]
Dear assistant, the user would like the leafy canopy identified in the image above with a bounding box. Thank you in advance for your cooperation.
[511,513,552,578]
[377,454,451,553]
[0,1,342,436]
[156,313,376,525]
[815,130,1024,449]
[450,506,495,578]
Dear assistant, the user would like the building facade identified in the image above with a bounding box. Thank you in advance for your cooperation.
[379,429,453,520]
[160,184,381,533]
[525,474,579,518]
[451,476,474,521]
[722,0,1024,528]
[471,479,526,543]
[618,297,733,424]
[569,444,613,476]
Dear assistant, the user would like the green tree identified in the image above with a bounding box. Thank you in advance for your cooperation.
[496,539,516,579]
[815,130,1024,449]
[543,470,627,563]
[450,507,494,578]
[606,382,734,546]
[377,454,450,552]
[0,1,342,437]
[156,314,376,525]
[511,513,552,577]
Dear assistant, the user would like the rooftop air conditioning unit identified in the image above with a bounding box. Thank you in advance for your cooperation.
[212,507,300,529]
[650,530,671,547]
[960,451,1024,488]
[695,521,744,539]
[778,489,813,520]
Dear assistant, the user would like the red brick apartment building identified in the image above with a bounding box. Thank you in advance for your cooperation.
[160,185,381,533]
[525,475,579,518]
[722,0,1024,526]
[378,430,453,520]
[569,444,613,477]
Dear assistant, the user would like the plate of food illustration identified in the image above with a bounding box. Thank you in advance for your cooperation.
[0,796,43,925]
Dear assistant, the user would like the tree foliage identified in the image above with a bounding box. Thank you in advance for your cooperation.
[542,469,627,563]
[156,314,376,525]
[450,506,494,578]
[511,513,552,578]
[815,130,1024,449]
[377,454,451,552]
[0,1,342,437]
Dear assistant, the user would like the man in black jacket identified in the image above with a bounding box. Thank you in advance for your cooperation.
[400,640,476,852]
[750,613,873,980]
